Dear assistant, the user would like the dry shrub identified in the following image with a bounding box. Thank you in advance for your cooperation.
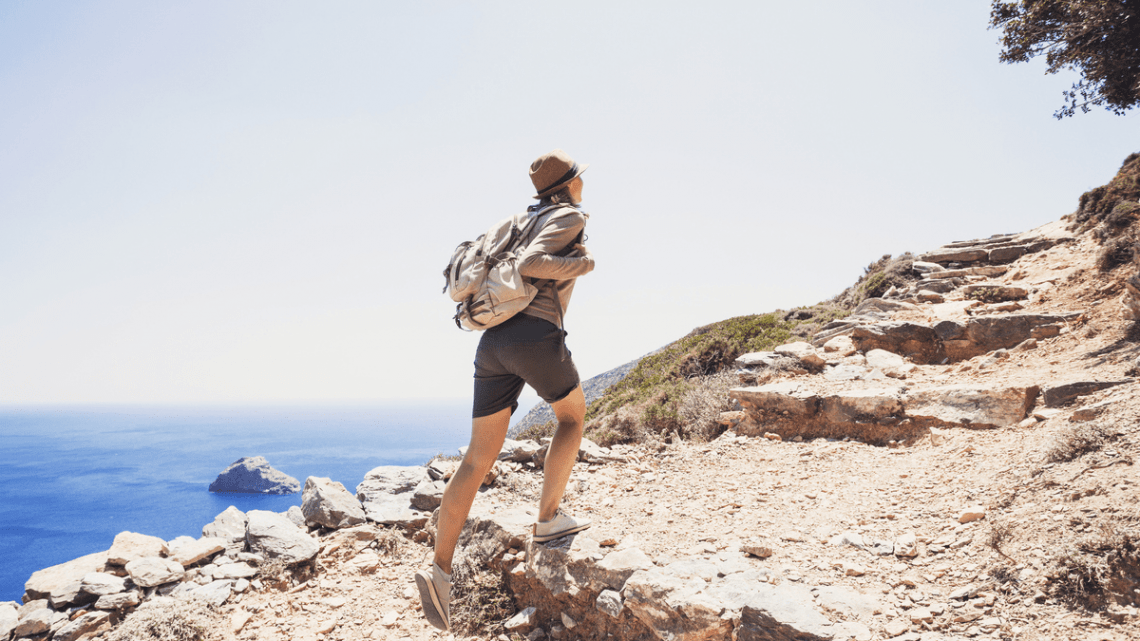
[586,405,647,447]
[1096,235,1137,271]
[676,371,738,441]
[1044,422,1112,463]
[375,528,409,558]
[986,521,1013,558]
[1048,526,1140,610]
[107,597,221,641]
[449,559,515,637]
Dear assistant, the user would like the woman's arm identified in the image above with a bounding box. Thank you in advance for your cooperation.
[518,212,595,280]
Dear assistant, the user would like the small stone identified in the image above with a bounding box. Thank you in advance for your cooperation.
[505,607,537,631]
[908,607,933,623]
[741,540,773,558]
[764,432,783,441]
[894,533,917,558]
[380,611,399,627]
[845,564,867,577]
[884,617,909,637]
[560,612,576,629]
[1018,417,1038,428]
[315,619,337,634]
[596,589,623,618]
[958,506,986,524]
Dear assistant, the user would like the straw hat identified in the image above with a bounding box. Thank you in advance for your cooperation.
[529,149,588,199]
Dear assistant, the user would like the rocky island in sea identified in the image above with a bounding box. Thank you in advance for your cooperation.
[208,456,300,495]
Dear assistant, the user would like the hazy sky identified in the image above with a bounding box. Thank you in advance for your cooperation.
[1,1,1136,405]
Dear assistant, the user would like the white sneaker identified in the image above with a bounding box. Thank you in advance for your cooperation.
[414,562,450,631]
[533,511,591,543]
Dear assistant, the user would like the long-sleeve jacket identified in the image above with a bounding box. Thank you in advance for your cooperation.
[517,207,594,328]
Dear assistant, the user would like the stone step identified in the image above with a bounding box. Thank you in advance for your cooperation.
[729,382,1040,445]
[920,237,1065,265]
[850,312,1080,363]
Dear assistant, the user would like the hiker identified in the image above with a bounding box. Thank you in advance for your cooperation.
[417,149,597,632]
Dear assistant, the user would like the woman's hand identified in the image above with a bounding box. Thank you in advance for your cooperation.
[574,243,593,262]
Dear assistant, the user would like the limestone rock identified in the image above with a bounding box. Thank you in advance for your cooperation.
[815,585,879,620]
[499,439,542,463]
[245,510,319,565]
[48,580,91,610]
[95,590,140,610]
[623,567,731,641]
[851,322,943,363]
[903,384,1037,428]
[774,341,826,368]
[597,589,623,618]
[505,606,537,631]
[411,477,446,511]
[0,602,15,638]
[0,603,16,641]
[302,476,366,529]
[168,537,226,567]
[822,335,857,356]
[14,606,53,638]
[24,550,109,602]
[284,505,306,528]
[125,557,184,587]
[190,579,234,606]
[579,438,624,464]
[921,247,988,263]
[356,465,429,527]
[202,506,249,542]
[214,562,258,580]
[459,505,537,567]
[894,533,918,558]
[53,611,111,641]
[958,506,986,524]
[711,575,836,641]
[741,539,774,559]
[865,349,916,378]
[106,531,169,566]
[209,456,300,494]
[79,572,126,597]
[819,388,904,425]
[1043,380,1132,407]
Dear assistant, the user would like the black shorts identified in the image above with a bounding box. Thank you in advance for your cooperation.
[472,314,580,418]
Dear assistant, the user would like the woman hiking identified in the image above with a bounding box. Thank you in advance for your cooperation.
[417,149,596,632]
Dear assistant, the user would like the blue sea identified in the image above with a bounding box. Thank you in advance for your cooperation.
[0,402,496,602]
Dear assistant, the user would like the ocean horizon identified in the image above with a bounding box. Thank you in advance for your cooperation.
[0,400,536,602]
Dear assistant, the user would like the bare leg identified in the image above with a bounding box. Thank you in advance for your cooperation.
[538,385,586,522]
[433,407,510,574]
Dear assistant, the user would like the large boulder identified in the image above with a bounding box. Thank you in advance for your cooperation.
[301,476,367,529]
[356,466,430,527]
[208,456,300,494]
[107,531,169,566]
[53,611,112,641]
[125,557,184,588]
[167,536,226,566]
[79,572,126,597]
[245,510,319,565]
[24,550,109,602]
[13,605,54,638]
[0,603,16,641]
[202,506,248,542]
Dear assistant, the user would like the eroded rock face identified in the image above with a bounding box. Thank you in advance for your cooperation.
[209,456,300,494]
[1042,380,1133,407]
[245,510,319,565]
[301,476,367,529]
[851,322,943,364]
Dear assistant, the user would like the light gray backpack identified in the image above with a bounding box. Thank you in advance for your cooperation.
[443,205,574,331]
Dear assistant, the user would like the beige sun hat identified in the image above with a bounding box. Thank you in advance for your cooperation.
[529,149,588,199]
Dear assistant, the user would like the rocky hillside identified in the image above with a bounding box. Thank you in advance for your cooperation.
[7,157,1140,641]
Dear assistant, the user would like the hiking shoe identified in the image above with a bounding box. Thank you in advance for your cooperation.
[415,563,450,631]
[533,511,591,543]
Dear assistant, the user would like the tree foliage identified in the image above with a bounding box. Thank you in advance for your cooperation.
[990,1,1140,118]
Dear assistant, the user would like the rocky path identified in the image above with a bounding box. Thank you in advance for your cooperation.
[7,218,1140,641]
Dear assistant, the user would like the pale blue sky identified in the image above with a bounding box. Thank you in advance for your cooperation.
[1,1,1136,404]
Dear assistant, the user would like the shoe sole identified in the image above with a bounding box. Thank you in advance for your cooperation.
[415,570,449,632]
[533,521,591,543]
